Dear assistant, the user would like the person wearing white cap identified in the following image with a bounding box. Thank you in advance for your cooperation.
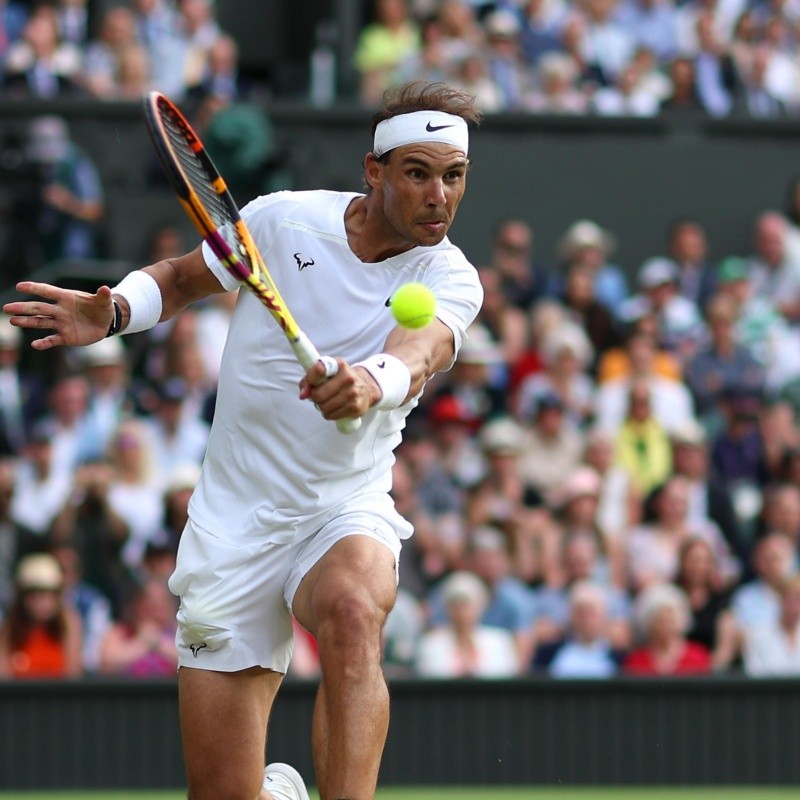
[554,219,628,314]
[6,82,483,800]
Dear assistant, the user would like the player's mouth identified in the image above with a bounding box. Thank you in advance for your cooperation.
[419,220,447,233]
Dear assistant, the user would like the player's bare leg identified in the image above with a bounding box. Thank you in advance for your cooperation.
[293,535,397,800]
[178,665,284,800]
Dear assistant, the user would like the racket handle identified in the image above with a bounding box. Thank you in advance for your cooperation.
[292,333,362,434]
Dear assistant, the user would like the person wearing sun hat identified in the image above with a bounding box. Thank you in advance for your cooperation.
[553,219,629,314]
[0,553,83,678]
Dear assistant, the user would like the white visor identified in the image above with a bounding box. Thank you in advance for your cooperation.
[373,111,469,158]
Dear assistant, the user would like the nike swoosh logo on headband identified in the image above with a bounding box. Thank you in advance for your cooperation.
[426,122,454,132]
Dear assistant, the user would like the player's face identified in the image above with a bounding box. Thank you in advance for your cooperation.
[373,142,468,249]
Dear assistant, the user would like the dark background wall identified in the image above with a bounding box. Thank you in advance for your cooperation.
[2,678,800,790]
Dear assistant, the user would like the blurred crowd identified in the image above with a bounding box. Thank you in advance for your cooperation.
[356,0,800,115]
[6,180,800,681]
[0,0,252,106]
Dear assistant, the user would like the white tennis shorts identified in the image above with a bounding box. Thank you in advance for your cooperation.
[168,493,405,673]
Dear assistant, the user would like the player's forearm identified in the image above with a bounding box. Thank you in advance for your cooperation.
[383,320,454,401]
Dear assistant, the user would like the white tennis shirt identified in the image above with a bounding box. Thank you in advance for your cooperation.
[187,190,482,544]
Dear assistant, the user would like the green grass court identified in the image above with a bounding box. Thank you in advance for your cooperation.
[4,789,800,799]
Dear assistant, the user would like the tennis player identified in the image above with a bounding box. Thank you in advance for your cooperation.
[4,81,483,800]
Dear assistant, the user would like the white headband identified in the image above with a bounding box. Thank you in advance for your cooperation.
[373,111,469,158]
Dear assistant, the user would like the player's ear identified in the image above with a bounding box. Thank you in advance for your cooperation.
[364,152,383,191]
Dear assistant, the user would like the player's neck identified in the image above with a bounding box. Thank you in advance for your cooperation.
[344,195,415,263]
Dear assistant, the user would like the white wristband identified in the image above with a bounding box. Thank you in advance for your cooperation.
[111,271,163,334]
[354,353,411,410]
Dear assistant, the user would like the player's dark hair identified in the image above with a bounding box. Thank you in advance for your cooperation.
[371,81,482,134]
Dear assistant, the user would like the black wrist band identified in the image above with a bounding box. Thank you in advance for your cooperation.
[106,299,122,337]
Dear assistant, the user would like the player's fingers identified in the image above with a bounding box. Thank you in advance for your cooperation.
[319,355,339,380]
[14,281,69,301]
[5,312,58,329]
[30,334,66,351]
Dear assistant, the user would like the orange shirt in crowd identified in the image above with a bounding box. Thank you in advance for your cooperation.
[9,626,68,678]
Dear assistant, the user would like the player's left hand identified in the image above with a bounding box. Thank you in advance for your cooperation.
[299,358,380,421]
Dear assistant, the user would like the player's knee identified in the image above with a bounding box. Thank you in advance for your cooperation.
[317,590,386,651]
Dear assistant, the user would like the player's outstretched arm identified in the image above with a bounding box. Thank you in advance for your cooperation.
[4,246,226,351]
[3,282,115,350]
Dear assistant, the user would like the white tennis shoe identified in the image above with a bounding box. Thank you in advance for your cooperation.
[262,762,311,800]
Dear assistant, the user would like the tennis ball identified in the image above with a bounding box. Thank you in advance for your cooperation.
[390,283,436,329]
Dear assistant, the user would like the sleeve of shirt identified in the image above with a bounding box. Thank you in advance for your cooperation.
[426,252,483,370]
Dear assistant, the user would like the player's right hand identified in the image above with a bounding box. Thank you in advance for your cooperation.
[3,281,115,350]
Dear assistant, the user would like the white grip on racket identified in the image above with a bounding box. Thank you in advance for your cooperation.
[292,333,361,435]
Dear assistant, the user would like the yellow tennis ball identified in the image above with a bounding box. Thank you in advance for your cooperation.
[390,283,437,329]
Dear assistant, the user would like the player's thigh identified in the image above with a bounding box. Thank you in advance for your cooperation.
[291,532,398,637]
[179,665,283,792]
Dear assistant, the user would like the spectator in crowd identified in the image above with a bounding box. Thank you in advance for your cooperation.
[0,553,83,678]
[558,261,621,363]
[667,218,717,310]
[0,459,39,615]
[487,217,548,311]
[533,527,632,649]
[49,540,112,673]
[0,0,28,64]
[77,337,136,459]
[440,322,508,424]
[25,116,105,266]
[515,320,595,428]
[743,573,800,675]
[714,255,800,392]
[467,416,531,530]
[612,381,673,496]
[519,0,569,64]
[82,5,141,99]
[547,466,624,586]
[525,51,589,113]
[575,0,636,87]
[482,9,529,110]
[758,483,800,547]
[554,220,628,314]
[748,211,800,322]
[131,0,183,96]
[437,0,485,69]
[532,580,625,677]
[618,256,705,358]
[517,391,585,496]
[673,536,740,670]
[627,473,739,591]
[355,0,420,105]
[50,458,130,615]
[416,569,520,678]
[2,6,83,97]
[141,377,209,482]
[624,582,712,675]
[184,33,250,109]
[0,315,45,458]
[475,267,529,369]
[157,461,200,555]
[99,577,178,677]
[427,525,537,662]
[732,44,790,117]
[615,0,679,62]
[670,419,745,561]
[732,531,795,631]
[596,330,694,435]
[584,426,641,540]
[592,61,660,116]
[710,387,769,489]
[56,0,89,49]
[451,52,505,112]
[10,420,73,537]
[105,419,164,570]
[173,0,222,95]
[660,56,706,113]
[684,292,765,427]
[694,10,739,117]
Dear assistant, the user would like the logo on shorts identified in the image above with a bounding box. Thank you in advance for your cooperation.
[189,642,207,657]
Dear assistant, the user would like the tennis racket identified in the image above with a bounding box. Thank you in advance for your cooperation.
[143,91,360,434]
